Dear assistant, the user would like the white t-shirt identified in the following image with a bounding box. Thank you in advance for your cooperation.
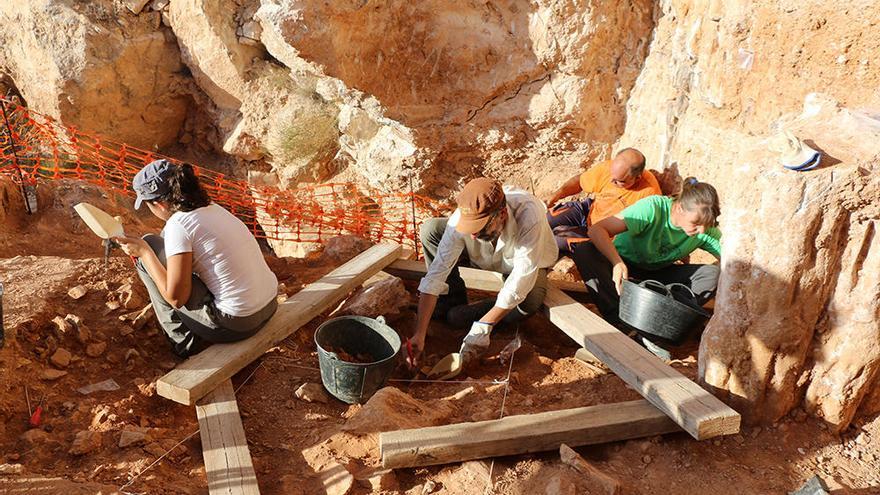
[163,203,278,317]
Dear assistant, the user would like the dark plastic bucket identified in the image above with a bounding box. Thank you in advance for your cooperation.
[314,315,401,404]
[619,279,711,344]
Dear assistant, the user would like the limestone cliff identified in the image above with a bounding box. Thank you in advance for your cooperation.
[616,0,880,428]
[1,0,878,429]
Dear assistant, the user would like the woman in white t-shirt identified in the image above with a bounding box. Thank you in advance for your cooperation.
[115,159,278,357]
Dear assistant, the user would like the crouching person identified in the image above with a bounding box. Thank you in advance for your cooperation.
[572,177,722,358]
[410,178,558,366]
[115,159,279,358]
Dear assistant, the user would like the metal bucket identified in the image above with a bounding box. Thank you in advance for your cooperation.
[314,315,401,404]
[619,279,711,344]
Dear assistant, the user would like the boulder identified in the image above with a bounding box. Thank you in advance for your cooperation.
[67,285,87,300]
[85,342,108,358]
[336,276,410,319]
[0,1,189,149]
[20,429,50,447]
[118,428,150,448]
[323,235,373,263]
[342,386,455,435]
[49,348,72,369]
[295,383,329,404]
[41,369,68,381]
[69,430,102,456]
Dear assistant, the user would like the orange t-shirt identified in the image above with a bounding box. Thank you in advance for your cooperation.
[579,160,661,225]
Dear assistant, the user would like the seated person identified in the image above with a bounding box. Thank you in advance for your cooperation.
[410,177,558,366]
[571,177,721,356]
[544,148,661,255]
[115,159,279,358]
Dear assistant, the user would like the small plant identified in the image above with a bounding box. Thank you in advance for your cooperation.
[271,98,339,165]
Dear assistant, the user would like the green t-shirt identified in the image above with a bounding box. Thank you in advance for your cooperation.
[613,195,721,270]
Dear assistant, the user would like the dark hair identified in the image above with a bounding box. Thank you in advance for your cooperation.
[615,147,646,176]
[162,163,211,212]
[675,177,720,227]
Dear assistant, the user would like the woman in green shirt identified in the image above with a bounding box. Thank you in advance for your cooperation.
[571,177,721,346]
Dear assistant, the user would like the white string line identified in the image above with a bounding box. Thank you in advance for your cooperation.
[484,326,520,495]
[119,361,266,494]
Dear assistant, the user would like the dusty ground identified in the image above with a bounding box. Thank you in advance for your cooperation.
[0,180,878,495]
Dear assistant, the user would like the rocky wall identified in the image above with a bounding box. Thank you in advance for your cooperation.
[616,0,880,428]
[0,0,190,150]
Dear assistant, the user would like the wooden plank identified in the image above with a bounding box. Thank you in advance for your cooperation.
[544,287,741,440]
[379,399,679,468]
[384,259,587,293]
[195,379,260,495]
[158,243,402,405]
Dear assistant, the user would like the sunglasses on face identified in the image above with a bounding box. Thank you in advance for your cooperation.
[474,210,502,238]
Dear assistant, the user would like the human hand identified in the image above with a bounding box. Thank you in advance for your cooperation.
[460,321,493,365]
[612,262,629,296]
[544,197,558,210]
[113,236,149,258]
[407,332,426,369]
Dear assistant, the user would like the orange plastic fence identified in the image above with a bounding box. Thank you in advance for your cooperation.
[0,98,441,255]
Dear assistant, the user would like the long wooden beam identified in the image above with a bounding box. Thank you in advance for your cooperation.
[157,243,402,405]
[196,380,260,495]
[544,287,740,440]
[384,259,587,293]
[379,399,679,468]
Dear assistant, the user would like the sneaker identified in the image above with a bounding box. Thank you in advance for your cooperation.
[637,335,673,360]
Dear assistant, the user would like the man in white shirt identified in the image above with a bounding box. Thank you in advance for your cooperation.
[409,177,558,366]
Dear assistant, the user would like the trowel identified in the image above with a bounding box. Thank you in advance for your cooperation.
[73,203,126,265]
[422,352,463,381]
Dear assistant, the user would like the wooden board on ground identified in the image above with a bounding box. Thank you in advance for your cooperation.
[379,399,679,468]
[196,379,260,495]
[384,259,587,293]
[543,287,741,440]
[157,243,402,405]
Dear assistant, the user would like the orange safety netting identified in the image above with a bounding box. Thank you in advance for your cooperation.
[0,98,441,255]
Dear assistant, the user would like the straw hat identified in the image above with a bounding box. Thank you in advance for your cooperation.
[768,130,821,171]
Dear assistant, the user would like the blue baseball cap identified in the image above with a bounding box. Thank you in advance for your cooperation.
[133,159,174,209]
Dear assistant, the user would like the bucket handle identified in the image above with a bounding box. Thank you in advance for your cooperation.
[375,315,386,325]
[638,279,670,296]
[665,283,712,317]
[665,282,697,301]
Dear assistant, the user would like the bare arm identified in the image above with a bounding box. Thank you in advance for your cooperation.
[116,236,193,308]
[545,174,583,208]
[587,215,630,294]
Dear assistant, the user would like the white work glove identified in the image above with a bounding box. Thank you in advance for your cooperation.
[460,321,493,364]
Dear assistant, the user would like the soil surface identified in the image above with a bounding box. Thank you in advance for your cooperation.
[1,180,878,494]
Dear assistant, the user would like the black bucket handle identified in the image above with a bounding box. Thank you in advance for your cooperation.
[638,279,670,295]
[638,280,710,317]
[665,282,697,301]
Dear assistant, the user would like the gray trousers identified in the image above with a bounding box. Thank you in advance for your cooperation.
[420,217,549,318]
[137,234,278,358]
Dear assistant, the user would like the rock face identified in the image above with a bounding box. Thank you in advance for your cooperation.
[0,0,189,149]
[255,0,656,196]
[616,0,880,428]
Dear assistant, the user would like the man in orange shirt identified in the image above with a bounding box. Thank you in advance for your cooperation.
[544,148,661,255]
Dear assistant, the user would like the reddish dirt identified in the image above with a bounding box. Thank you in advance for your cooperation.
[1,179,879,494]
